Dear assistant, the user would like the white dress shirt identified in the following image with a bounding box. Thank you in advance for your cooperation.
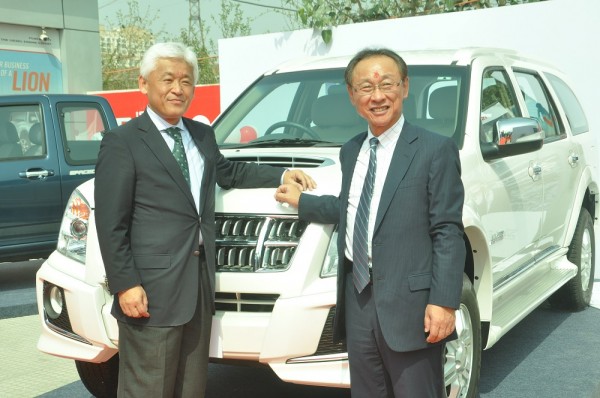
[345,116,404,264]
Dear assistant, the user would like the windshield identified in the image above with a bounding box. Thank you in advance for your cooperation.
[214,66,468,148]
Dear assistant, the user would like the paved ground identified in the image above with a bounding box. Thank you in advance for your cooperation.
[1,315,83,397]
[1,261,599,397]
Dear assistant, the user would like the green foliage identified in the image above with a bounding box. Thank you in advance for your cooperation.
[175,25,219,85]
[101,0,252,88]
[216,0,252,38]
[100,0,162,90]
[281,0,545,43]
[173,0,251,84]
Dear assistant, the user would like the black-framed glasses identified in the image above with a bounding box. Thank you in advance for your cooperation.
[353,81,402,96]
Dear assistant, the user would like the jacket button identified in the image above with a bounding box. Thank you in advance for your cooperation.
[193,250,200,256]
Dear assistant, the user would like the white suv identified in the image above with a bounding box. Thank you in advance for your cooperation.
[36,48,597,398]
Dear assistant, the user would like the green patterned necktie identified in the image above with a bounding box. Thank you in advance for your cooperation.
[164,127,191,187]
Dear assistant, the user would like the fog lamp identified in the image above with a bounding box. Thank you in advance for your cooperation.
[44,284,65,320]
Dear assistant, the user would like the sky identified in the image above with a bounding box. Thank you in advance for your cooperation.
[97,0,294,45]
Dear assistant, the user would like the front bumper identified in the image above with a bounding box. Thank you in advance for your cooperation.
[210,290,349,387]
[36,251,117,363]
[36,252,350,387]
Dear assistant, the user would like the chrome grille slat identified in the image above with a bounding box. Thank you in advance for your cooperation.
[214,292,280,312]
[215,214,307,272]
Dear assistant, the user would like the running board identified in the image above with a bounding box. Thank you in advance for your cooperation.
[485,253,576,348]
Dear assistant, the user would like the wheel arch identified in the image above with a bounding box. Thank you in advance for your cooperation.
[564,167,598,247]
[463,222,493,348]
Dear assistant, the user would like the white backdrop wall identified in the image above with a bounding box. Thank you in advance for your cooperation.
[218,0,598,137]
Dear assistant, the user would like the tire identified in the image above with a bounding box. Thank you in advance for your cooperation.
[549,207,595,311]
[445,274,481,398]
[75,354,119,398]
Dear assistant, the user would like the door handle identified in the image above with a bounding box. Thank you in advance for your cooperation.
[568,152,579,167]
[19,168,55,180]
[528,162,542,181]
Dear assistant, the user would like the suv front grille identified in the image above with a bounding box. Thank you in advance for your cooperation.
[215,292,279,312]
[215,214,307,272]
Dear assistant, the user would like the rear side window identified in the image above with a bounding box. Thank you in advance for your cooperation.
[514,70,564,140]
[57,102,110,165]
[545,73,589,135]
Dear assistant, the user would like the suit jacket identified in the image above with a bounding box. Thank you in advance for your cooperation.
[95,112,284,327]
[300,121,465,352]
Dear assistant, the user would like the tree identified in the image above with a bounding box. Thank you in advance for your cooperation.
[280,0,546,43]
[217,0,252,39]
[174,24,219,85]
[101,0,252,88]
[100,0,162,90]
[171,0,252,84]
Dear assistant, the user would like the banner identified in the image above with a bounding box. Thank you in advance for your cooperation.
[92,85,221,125]
[0,24,62,94]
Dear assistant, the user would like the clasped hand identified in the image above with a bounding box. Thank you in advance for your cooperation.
[118,285,150,318]
[282,169,316,192]
[424,304,456,343]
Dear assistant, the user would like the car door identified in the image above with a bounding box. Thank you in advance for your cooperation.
[475,67,545,287]
[0,102,62,260]
[0,98,112,261]
[513,68,581,255]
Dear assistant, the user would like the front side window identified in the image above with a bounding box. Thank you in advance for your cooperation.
[0,104,44,160]
[480,68,520,144]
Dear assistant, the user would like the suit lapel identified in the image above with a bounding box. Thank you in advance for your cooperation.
[374,123,419,233]
[184,118,210,214]
[137,113,196,210]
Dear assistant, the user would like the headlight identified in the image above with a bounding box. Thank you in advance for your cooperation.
[56,189,90,264]
[320,227,339,278]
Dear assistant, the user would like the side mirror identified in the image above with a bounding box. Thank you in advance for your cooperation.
[481,117,543,161]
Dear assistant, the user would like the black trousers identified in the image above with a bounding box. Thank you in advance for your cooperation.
[117,252,212,398]
[344,269,446,398]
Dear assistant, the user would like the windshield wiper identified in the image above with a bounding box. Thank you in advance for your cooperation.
[221,138,339,149]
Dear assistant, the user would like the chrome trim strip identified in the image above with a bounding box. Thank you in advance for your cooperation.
[493,245,561,290]
[44,317,92,345]
[286,352,348,364]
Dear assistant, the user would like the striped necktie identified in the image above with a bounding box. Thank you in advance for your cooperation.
[164,127,190,187]
[353,137,379,293]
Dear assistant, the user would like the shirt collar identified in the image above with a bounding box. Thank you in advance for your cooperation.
[366,115,404,148]
[146,106,186,132]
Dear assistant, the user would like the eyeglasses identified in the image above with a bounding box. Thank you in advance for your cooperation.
[353,81,402,96]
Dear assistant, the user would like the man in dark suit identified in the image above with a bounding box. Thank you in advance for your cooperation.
[275,48,465,397]
[95,42,315,398]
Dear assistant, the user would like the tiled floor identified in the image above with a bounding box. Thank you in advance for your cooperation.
[0,315,81,397]
[2,281,599,397]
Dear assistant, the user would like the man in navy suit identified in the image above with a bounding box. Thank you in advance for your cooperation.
[275,48,465,397]
[95,42,315,397]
